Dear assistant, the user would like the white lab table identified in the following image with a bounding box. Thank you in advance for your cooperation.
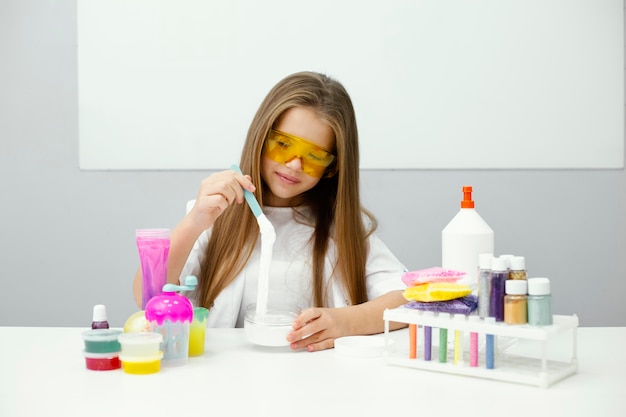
[0,326,624,417]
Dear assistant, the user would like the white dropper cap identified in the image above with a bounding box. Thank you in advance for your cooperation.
[527,278,551,295]
[505,279,527,295]
[509,256,525,271]
[92,304,108,322]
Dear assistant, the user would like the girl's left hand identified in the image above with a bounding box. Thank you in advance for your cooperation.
[286,307,350,352]
[286,291,407,352]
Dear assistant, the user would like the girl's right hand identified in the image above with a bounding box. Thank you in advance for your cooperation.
[134,169,255,308]
[187,169,256,231]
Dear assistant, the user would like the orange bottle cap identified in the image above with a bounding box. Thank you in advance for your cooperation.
[461,186,474,208]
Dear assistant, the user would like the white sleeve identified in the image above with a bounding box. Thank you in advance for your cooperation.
[365,234,407,299]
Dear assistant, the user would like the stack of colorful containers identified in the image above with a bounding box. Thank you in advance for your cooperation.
[401,267,478,315]
[81,329,123,371]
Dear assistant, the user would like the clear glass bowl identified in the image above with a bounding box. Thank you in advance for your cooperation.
[244,304,297,347]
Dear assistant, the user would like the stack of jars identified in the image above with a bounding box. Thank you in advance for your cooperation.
[478,254,553,326]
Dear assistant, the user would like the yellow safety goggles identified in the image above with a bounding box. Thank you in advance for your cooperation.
[263,129,335,178]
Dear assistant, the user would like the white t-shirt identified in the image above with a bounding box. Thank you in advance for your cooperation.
[180,206,406,327]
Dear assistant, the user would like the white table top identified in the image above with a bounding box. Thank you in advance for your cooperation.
[1,326,625,417]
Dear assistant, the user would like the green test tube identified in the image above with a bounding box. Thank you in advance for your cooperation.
[439,328,448,363]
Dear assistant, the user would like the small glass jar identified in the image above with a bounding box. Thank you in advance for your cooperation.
[489,257,508,322]
[477,253,493,319]
[527,277,553,326]
[504,279,527,325]
[509,256,527,280]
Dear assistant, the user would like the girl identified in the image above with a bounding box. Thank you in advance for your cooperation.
[133,71,407,351]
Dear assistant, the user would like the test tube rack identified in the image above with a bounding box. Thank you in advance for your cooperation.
[383,307,578,388]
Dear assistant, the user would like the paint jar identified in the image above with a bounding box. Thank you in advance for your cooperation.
[119,353,164,375]
[145,289,194,366]
[489,257,508,322]
[244,304,297,347]
[509,256,527,280]
[477,253,493,319]
[81,329,122,354]
[189,307,209,356]
[118,332,162,357]
[81,329,122,371]
[441,186,494,290]
[504,279,528,324]
[136,228,170,309]
[83,351,121,371]
[118,332,164,374]
[527,277,553,326]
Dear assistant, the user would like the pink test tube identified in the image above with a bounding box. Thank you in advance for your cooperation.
[469,315,480,367]
[470,332,478,367]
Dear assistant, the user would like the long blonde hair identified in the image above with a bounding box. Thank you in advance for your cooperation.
[197,71,377,308]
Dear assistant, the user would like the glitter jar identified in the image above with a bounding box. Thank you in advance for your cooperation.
[527,277,553,326]
[509,256,527,280]
[489,257,508,322]
[477,253,493,319]
[504,279,528,325]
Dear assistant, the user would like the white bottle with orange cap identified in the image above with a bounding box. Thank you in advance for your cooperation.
[441,186,494,290]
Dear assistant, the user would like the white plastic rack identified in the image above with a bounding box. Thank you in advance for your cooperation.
[383,307,578,388]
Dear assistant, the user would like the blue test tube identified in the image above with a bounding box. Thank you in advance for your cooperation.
[485,317,495,369]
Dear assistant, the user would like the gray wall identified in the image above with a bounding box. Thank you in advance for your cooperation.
[1,0,624,328]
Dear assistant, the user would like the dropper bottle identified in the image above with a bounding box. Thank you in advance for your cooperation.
[442,186,494,289]
[91,304,110,329]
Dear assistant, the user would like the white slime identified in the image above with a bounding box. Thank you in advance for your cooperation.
[255,213,276,316]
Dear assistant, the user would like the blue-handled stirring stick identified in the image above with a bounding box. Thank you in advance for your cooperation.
[231,164,262,218]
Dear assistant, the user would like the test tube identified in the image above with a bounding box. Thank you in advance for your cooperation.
[453,314,464,365]
[424,326,432,361]
[409,323,417,359]
[485,317,495,369]
[454,330,462,364]
[439,328,448,363]
[469,316,480,367]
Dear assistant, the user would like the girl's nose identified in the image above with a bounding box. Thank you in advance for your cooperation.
[284,156,304,171]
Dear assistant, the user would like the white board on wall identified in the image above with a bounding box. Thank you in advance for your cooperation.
[77,0,624,170]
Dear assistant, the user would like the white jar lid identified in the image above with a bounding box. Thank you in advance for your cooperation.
[528,277,551,295]
[505,279,527,295]
[491,256,508,272]
[509,256,525,270]
[499,254,515,268]
[334,336,392,358]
